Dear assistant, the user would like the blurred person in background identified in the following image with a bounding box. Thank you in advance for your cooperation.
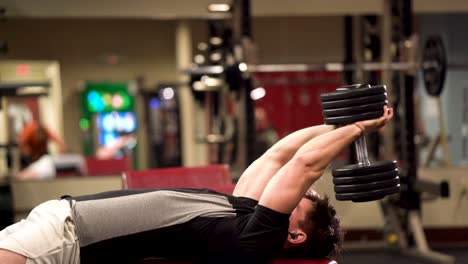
[254,106,279,158]
[17,120,65,168]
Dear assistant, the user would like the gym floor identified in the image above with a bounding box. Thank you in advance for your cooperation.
[337,246,468,263]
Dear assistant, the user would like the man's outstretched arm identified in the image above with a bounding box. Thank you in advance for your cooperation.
[259,107,393,213]
[233,124,335,200]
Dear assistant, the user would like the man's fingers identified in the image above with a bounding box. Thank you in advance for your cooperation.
[381,106,393,121]
[378,107,393,128]
[375,106,391,128]
[358,106,393,133]
[383,106,390,118]
[388,107,394,119]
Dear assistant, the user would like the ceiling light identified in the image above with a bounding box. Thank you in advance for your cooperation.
[207,4,231,13]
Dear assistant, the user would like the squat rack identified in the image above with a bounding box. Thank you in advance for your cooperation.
[189,0,456,262]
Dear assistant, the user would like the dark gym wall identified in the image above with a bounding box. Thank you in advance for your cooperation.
[417,13,468,166]
[190,16,344,64]
[0,18,177,158]
[1,16,344,161]
[253,16,344,64]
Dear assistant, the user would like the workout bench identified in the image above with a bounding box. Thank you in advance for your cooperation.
[86,156,132,176]
[122,164,235,193]
[141,259,336,264]
[122,165,336,264]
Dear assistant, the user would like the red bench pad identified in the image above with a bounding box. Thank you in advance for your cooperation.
[123,164,233,191]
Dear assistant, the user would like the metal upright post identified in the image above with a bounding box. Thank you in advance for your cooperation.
[462,88,468,165]
[381,0,396,161]
[232,0,256,176]
[344,15,357,164]
[398,0,421,215]
[397,1,454,262]
[176,21,208,166]
[344,15,354,85]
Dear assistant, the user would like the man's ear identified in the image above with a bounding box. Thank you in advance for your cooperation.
[288,230,307,244]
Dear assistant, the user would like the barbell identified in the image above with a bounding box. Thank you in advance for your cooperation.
[185,35,463,97]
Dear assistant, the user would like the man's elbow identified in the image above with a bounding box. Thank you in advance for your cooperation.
[264,146,293,165]
[293,150,326,179]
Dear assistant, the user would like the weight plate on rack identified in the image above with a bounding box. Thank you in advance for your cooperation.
[422,35,447,97]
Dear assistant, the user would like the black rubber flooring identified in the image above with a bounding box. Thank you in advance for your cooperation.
[337,246,468,264]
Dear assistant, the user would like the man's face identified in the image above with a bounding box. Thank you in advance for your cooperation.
[289,197,315,234]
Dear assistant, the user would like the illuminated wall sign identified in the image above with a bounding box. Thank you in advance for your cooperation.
[80,82,137,155]
[16,64,30,77]
[82,83,134,113]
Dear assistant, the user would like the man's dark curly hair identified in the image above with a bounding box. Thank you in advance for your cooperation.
[282,193,345,259]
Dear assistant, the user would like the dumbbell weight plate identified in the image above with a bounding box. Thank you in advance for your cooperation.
[332,160,397,177]
[334,177,400,193]
[323,101,387,117]
[321,85,386,102]
[324,110,384,125]
[335,185,401,202]
[333,169,398,185]
[321,94,387,110]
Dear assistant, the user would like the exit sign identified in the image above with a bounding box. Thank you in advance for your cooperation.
[16,64,30,77]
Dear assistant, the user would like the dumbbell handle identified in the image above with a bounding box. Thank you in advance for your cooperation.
[354,134,371,165]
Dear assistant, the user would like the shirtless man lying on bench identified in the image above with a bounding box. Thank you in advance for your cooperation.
[0,107,393,264]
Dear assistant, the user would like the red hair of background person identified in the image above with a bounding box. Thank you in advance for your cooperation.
[18,121,65,161]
